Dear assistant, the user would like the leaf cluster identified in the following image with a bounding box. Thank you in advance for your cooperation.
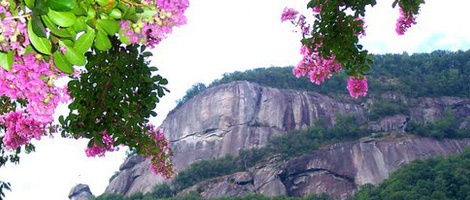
[306,0,377,77]
[2,0,154,72]
[61,37,168,153]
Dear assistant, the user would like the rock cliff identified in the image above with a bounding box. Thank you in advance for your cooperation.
[69,184,94,200]
[104,81,470,197]
[179,136,470,199]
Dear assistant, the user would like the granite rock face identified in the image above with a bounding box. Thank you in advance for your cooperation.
[184,136,470,199]
[104,155,164,196]
[161,81,364,171]
[104,81,470,197]
[69,184,94,200]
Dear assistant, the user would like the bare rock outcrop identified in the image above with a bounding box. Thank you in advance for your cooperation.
[104,81,470,197]
[161,81,364,171]
[69,184,93,200]
[184,136,470,199]
[105,155,164,196]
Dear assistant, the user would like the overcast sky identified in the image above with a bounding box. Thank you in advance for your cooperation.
[2,0,470,199]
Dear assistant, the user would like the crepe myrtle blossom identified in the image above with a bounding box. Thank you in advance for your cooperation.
[347,76,368,99]
[281,7,299,22]
[85,130,118,157]
[147,127,174,179]
[396,7,417,35]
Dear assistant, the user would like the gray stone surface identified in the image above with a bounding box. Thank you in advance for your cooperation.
[69,184,93,200]
[183,136,470,200]
[103,81,470,198]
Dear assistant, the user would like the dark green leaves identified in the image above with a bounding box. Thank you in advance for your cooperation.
[31,14,47,38]
[61,37,169,156]
[33,0,49,15]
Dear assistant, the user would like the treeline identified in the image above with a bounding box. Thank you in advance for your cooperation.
[353,148,470,200]
[174,50,470,109]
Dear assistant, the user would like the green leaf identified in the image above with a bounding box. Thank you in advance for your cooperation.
[139,7,158,18]
[109,8,122,19]
[160,78,168,85]
[87,139,95,148]
[41,15,72,38]
[392,0,399,8]
[24,0,35,9]
[53,51,73,74]
[94,30,111,51]
[118,31,131,45]
[33,0,49,15]
[72,17,87,32]
[74,30,95,54]
[47,0,75,12]
[0,51,14,71]
[47,9,77,27]
[97,19,120,35]
[27,20,51,55]
[9,0,18,15]
[71,1,87,16]
[59,40,86,66]
[96,0,110,7]
[31,14,47,38]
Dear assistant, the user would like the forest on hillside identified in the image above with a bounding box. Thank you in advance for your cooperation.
[174,50,470,110]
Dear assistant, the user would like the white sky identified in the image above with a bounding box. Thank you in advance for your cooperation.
[2,0,470,199]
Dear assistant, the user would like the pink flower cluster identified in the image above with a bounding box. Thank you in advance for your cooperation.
[282,8,341,85]
[146,126,174,179]
[293,45,342,85]
[120,0,189,47]
[85,130,118,157]
[396,8,417,35]
[0,110,45,150]
[281,7,311,35]
[282,7,369,98]
[346,76,368,98]
[0,2,30,55]
[281,7,298,22]
[0,54,69,150]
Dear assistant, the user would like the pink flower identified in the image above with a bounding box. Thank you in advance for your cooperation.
[354,17,366,37]
[281,7,299,22]
[1,110,46,150]
[313,5,322,13]
[347,76,368,98]
[293,45,342,85]
[396,8,417,35]
[143,125,174,179]
[85,130,118,157]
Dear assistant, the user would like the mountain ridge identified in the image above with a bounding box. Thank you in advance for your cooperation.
[100,80,470,199]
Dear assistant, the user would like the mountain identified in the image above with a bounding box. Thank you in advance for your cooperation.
[102,80,470,199]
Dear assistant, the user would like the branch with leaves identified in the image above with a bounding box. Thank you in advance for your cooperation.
[0,0,188,196]
[282,0,425,98]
